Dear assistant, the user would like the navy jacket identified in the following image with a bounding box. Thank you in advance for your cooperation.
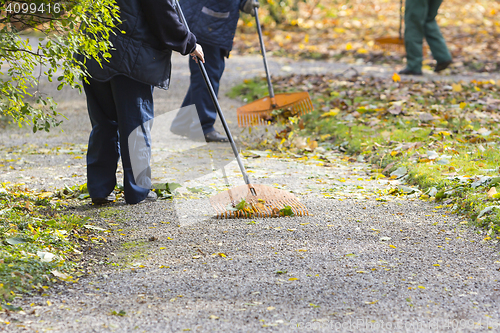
[181,0,246,51]
[79,0,196,89]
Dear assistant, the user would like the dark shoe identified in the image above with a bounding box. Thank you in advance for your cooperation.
[92,192,116,205]
[139,190,157,204]
[398,67,423,76]
[434,60,452,72]
[204,131,229,142]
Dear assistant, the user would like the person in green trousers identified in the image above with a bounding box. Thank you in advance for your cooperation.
[399,0,452,75]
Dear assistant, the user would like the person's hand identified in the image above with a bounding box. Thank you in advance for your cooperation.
[242,0,259,16]
[190,44,204,63]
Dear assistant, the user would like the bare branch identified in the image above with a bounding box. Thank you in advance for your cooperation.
[1,48,47,57]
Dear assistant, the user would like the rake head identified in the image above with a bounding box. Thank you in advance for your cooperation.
[209,184,308,219]
[237,92,313,127]
[374,37,406,53]
[374,37,428,54]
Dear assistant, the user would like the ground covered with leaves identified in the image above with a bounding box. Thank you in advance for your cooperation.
[231,73,500,240]
[0,183,112,308]
[235,0,500,73]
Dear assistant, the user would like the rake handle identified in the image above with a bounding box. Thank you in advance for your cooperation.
[174,0,256,195]
[399,0,403,41]
[254,6,276,105]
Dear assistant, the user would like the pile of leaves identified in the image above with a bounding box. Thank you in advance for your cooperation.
[231,74,500,238]
[0,184,94,305]
[235,0,500,73]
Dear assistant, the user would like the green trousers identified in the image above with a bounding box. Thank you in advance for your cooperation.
[404,0,452,71]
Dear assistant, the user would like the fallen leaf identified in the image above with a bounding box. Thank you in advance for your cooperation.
[364,300,379,305]
[452,83,462,92]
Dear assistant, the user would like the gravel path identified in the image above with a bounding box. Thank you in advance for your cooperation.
[1,54,500,332]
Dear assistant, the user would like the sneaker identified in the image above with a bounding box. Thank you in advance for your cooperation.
[92,192,116,205]
[139,190,157,204]
[204,131,229,142]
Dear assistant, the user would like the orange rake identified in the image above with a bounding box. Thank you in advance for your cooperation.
[373,0,429,55]
[210,184,308,219]
[175,0,308,219]
[237,6,314,127]
[374,0,406,53]
[237,91,313,127]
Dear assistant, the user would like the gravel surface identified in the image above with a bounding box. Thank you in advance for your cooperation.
[1,54,500,332]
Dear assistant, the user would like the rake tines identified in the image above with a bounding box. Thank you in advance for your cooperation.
[237,92,314,127]
[209,184,308,219]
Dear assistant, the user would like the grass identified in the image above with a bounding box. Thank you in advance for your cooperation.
[229,75,500,240]
[0,183,108,307]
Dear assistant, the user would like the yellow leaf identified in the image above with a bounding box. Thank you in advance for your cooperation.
[390,151,399,157]
[433,264,440,266]
[345,43,352,50]
[167,237,172,240]
[438,131,451,136]
[364,300,379,305]
[38,192,53,199]
[159,247,166,250]
[418,286,425,289]
[459,102,467,109]
[288,277,299,281]
[51,270,70,280]
[320,134,331,140]
[356,270,368,273]
[452,83,462,92]
[389,244,396,249]
[304,34,309,43]
[392,73,401,82]
[47,300,52,306]
[320,108,340,118]
[357,48,368,54]
[267,306,275,311]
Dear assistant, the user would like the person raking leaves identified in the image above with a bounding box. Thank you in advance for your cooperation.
[398,0,452,75]
[170,0,259,142]
[76,0,204,205]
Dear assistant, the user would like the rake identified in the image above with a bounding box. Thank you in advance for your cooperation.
[174,0,308,219]
[374,0,405,53]
[374,0,428,54]
[236,6,314,127]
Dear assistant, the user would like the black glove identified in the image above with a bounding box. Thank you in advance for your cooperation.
[242,0,259,16]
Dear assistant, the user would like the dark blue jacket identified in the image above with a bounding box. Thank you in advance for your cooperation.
[79,0,196,89]
[181,0,245,51]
